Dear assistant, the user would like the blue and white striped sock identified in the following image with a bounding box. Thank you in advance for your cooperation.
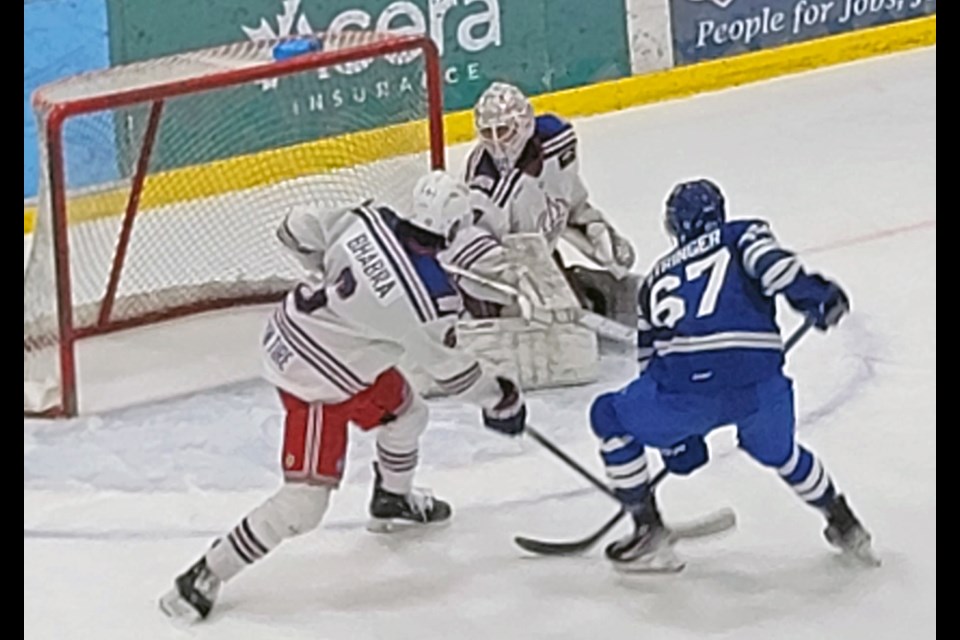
[778,443,837,510]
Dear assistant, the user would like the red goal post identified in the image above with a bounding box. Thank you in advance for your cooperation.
[24,32,445,417]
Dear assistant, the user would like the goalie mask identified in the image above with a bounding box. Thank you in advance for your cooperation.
[474,82,535,173]
[408,170,472,247]
[665,179,726,244]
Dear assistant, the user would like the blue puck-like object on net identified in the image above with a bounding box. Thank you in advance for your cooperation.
[272,36,323,61]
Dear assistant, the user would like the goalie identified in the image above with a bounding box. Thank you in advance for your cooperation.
[442,81,638,322]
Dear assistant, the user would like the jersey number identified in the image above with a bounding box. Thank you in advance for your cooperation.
[293,268,356,314]
[650,248,730,328]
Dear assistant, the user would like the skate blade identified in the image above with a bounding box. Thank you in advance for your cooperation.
[845,542,882,568]
[612,555,686,574]
[158,589,202,624]
[610,545,685,574]
[667,507,737,543]
[366,516,452,534]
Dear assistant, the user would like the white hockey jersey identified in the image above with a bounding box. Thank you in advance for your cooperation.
[462,114,590,252]
[436,114,591,312]
[263,202,498,405]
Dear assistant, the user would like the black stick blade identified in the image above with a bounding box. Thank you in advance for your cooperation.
[514,510,625,556]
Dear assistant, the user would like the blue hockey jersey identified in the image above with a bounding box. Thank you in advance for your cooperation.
[637,219,836,392]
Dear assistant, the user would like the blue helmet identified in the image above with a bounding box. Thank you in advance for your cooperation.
[665,179,726,243]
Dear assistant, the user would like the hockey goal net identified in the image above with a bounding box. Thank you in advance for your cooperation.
[24,32,444,417]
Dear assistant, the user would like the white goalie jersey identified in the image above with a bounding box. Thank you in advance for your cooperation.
[425,114,622,390]
[465,113,584,249]
[453,113,635,280]
[265,201,508,408]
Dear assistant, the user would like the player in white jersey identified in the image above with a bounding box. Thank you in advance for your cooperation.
[442,81,637,319]
[159,171,527,623]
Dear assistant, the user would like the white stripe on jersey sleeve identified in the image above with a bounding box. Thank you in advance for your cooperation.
[541,129,576,153]
[743,239,778,277]
[761,256,802,296]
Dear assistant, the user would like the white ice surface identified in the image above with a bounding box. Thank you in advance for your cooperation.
[24,47,936,640]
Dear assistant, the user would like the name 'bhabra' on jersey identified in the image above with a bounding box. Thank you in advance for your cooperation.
[651,229,722,278]
[346,233,397,299]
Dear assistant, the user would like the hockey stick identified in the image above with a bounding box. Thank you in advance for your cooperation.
[515,316,816,556]
[784,314,816,351]
[515,432,735,556]
[513,439,661,556]
[524,426,665,505]
[444,264,637,344]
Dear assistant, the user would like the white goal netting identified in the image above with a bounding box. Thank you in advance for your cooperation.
[25,32,443,415]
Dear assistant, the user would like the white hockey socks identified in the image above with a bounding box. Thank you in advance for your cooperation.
[205,483,331,582]
[374,395,429,494]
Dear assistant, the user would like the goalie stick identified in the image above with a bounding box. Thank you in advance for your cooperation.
[514,317,816,556]
[445,264,818,348]
[443,264,636,344]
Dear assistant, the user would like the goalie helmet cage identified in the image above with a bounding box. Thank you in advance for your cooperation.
[24,32,445,417]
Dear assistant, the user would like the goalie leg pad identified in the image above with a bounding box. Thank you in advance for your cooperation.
[456,318,599,390]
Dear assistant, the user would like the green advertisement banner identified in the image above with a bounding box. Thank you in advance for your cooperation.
[105,0,632,172]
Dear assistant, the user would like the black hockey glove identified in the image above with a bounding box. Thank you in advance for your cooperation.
[814,283,850,331]
[482,376,526,436]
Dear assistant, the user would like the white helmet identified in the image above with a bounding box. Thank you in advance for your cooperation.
[473,82,535,171]
[409,170,472,245]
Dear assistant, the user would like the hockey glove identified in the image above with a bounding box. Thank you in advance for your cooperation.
[814,283,850,331]
[583,223,635,280]
[659,436,708,476]
[276,211,325,273]
[482,376,526,436]
[611,232,636,272]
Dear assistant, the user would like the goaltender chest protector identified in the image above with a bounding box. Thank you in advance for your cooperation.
[471,114,581,251]
[507,153,578,250]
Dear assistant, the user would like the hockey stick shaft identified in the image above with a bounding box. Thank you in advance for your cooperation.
[524,426,667,506]
[785,315,815,352]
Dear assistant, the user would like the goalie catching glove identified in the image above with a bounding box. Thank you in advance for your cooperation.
[482,376,526,436]
[563,202,636,280]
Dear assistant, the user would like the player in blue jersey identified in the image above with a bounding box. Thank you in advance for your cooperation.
[586,178,877,572]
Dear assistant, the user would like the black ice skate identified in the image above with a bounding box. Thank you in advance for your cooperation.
[605,494,684,573]
[367,462,452,533]
[158,557,222,622]
[823,494,880,567]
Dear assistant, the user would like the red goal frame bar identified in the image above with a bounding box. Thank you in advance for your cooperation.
[31,34,445,417]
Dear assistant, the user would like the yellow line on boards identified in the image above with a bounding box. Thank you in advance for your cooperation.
[531,14,936,119]
[23,15,935,235]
